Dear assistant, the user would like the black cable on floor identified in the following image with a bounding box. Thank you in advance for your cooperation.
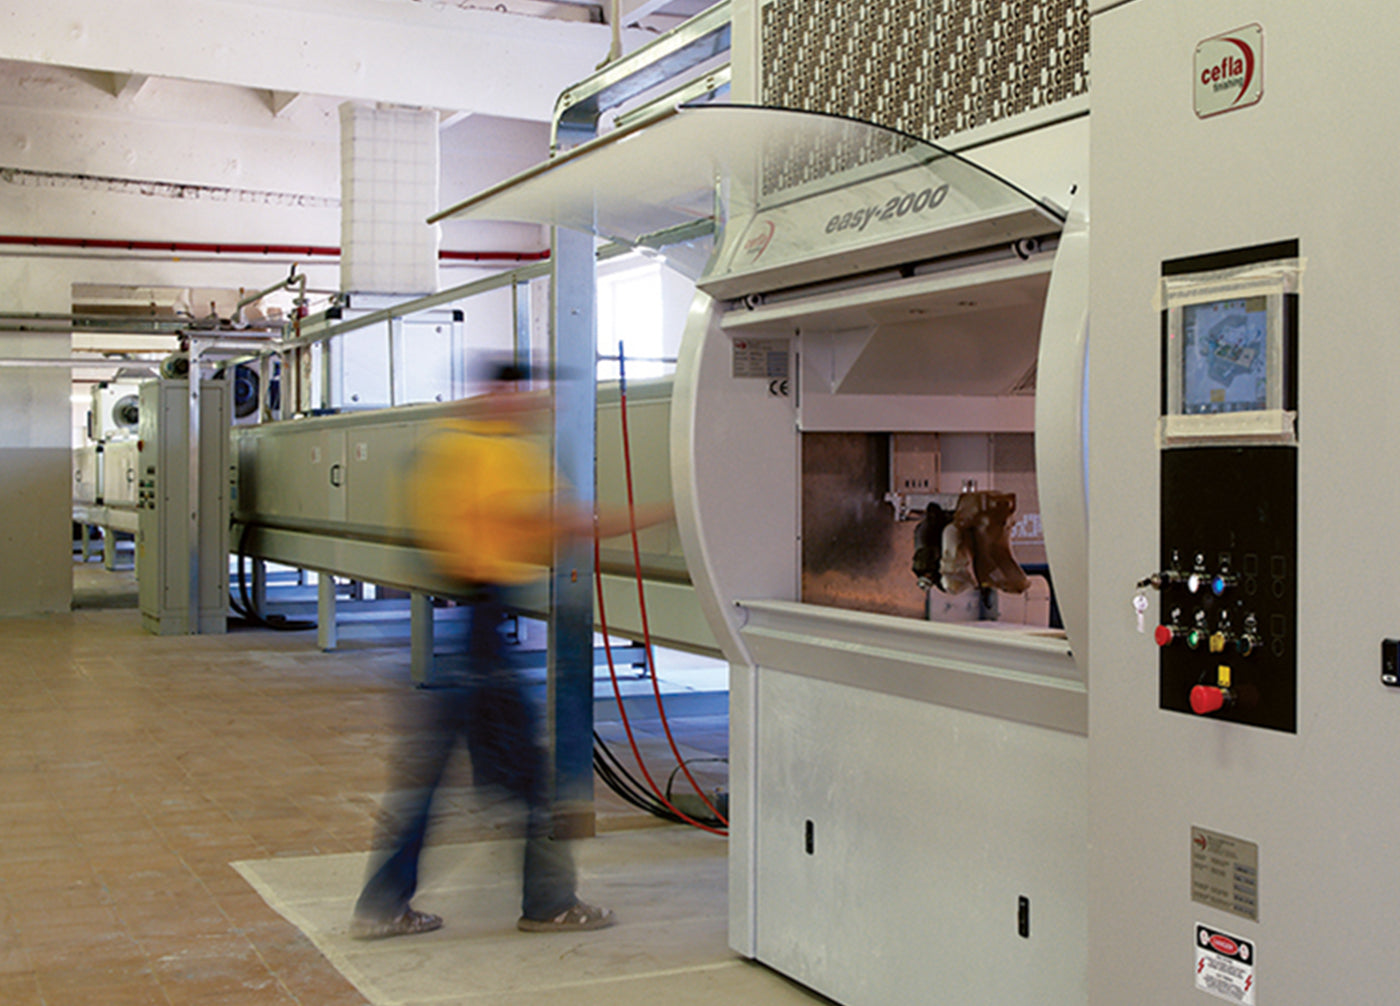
[592,731,726,829]
[232,521,317,631]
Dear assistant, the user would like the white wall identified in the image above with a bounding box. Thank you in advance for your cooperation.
[0,29,558,613]
[439,114,550,255]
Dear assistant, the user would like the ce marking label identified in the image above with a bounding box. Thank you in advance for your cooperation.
[768,379,790,397]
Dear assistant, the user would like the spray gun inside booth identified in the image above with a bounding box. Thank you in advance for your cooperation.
[434,103,1090,1005]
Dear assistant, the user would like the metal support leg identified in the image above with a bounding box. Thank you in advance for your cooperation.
[80,524,93,562]
[251,558,267,615]
[102,529,117,571]
[317,573,337,652]
[410,592,434,686]
[548,221,598,839]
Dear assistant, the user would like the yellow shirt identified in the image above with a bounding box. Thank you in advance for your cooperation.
[408,418,557,585]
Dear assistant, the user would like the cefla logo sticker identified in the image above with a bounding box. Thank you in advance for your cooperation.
[742,219,776,263]
[1195,24,1263,118]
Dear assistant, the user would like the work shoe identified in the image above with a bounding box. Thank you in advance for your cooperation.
[517,900,616,933]
[349,907,444,940]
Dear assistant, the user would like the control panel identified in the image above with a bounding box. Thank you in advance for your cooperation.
[1141,242,1300,732]
[1153,446,1296,731]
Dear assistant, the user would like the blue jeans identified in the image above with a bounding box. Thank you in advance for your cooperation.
[355,587,576,922]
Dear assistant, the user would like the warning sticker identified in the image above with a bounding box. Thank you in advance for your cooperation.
[1195,924,1255,1004]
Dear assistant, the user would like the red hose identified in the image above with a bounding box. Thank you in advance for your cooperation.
[593,536,726,836]
[614,358,728,827]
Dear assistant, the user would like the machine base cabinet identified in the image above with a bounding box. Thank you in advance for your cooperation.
[750,668,1086,1005]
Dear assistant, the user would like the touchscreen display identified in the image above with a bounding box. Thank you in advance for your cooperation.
[1181,296,1269,414]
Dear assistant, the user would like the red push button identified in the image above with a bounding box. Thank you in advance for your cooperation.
[1190,685,1228,715]
[1154,625,1175,647]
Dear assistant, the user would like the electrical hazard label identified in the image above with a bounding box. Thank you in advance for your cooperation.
[1195,924,1255,1004]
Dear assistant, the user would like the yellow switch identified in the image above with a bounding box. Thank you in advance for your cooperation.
[1209,632,1227,654]
[1217,665,1232,689]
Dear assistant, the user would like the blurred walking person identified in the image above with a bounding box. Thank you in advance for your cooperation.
[351,360,671,940]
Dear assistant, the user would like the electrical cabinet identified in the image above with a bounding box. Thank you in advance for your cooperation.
[1090,3,1400,1002]
[136,379,229,635]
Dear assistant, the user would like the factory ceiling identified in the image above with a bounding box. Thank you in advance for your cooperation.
[0,0,719,124]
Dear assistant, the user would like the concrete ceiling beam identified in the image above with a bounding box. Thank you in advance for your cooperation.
[70,68,150,99]
[263,89,301,116]
[0,0,651,122]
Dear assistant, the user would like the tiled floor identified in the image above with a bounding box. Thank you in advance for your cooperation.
[0,562,734,1005]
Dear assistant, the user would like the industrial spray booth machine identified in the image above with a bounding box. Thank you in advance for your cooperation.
[90,0,1400,1000]
[436,101,1090,1004]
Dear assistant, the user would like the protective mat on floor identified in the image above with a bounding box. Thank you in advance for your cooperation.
[232,827,823,1006]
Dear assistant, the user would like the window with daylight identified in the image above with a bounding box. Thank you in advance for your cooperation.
[596,258,668,382]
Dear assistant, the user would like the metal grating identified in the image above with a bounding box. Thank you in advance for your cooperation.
[761,0,1089,143]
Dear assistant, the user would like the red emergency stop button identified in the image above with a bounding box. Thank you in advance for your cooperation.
[1154,625,1176,647]
[1190,685,1229,715]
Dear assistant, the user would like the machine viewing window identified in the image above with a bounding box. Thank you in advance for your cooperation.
[1160,253,1300,446]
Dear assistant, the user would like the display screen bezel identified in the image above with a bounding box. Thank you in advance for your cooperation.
[1167,290,1284,417]
[1159,255,1298,446]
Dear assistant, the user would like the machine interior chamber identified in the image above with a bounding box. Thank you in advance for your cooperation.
[434,102,1077,639]
[753,249,1060,628]
[801,430,1050,624]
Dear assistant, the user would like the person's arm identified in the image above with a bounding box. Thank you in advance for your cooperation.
[555,500,675,541]
[593,501,675,540]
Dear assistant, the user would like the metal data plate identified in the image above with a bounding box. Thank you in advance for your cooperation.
[1190,826,1259,922]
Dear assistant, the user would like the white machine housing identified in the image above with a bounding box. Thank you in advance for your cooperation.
[1089,2,1400,1002]
[668,111,1091,1005]
[297,294,467,411]
[73,429,142,569]
[88,380,142,442]
[433,98,1091,1005]
[230,378,713,655]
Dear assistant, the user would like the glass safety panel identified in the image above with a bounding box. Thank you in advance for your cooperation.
[431,105,1064,294]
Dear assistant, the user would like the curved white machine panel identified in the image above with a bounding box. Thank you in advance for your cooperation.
[666,111,1089,1004]
[1035,183,1090,658]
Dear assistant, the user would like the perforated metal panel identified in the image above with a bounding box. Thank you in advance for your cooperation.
[759,124,920,199]
[760,0,1089,142]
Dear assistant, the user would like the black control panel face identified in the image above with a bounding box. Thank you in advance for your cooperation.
[1157,446,1297,732]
